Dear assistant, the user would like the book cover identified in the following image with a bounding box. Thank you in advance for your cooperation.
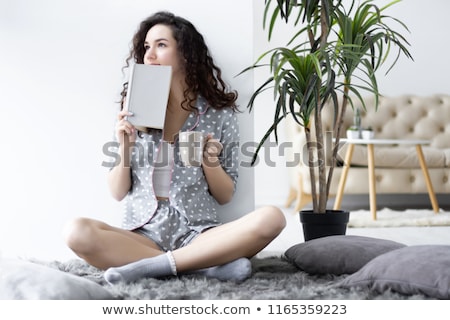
[124,64,172,129]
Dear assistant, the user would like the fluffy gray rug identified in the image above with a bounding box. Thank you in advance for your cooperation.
[40,256,429,300]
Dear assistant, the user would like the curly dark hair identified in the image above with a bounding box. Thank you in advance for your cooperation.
[120,11,238,112]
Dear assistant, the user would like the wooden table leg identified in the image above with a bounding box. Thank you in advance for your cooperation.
[367,144,377,220]
[416,145,440,213]
[334,143,354,210]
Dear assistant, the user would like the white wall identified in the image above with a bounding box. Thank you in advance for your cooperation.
[0,0,254,260]
[252,0,450,206]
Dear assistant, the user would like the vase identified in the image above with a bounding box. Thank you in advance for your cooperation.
[362,130,374,139]
[299,210,350,241]
[346,130,360,139]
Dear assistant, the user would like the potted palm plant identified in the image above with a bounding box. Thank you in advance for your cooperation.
[242,0,412,240]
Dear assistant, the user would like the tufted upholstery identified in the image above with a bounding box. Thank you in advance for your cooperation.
[285,94,450,210]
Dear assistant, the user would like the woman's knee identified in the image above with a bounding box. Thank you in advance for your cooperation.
[253,205,286,238]
[62,217,99,254]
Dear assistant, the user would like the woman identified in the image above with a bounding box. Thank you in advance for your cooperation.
[64,11,286,283]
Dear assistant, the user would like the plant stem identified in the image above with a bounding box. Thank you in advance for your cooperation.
[326,81,350,199]
[316,0,331,213]
[305,126,318,211]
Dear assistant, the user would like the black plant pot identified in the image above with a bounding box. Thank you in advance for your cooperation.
[299,210,350,241]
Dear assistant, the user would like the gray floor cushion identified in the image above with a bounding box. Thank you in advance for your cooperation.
[0,258,113,299]
[337,245,450,299]
[284,235,406,275]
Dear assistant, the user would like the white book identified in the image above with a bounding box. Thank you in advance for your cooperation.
[124,64,172,129]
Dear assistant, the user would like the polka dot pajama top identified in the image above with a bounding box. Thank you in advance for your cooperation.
[119,96,240,233]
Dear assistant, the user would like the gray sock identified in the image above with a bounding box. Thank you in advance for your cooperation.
[104,251,177,284]
[189,257,252,282]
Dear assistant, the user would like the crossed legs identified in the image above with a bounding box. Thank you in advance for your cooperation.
[63,205,286,282]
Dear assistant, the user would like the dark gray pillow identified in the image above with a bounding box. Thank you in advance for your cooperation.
[284,235,406,275]
[337,245,450,299]
[0,258,113,299]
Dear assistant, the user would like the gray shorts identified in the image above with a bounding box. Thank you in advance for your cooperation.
[133,199,200,252]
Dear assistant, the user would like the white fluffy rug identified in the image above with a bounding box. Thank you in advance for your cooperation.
[348,208,450,228]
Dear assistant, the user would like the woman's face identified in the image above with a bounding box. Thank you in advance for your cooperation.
[143,24,182,73]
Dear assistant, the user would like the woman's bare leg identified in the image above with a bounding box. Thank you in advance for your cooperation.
[102,205,286,282]
[63,217,163,269]
[173,205,286,272]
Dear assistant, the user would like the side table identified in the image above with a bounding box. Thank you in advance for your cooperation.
[333,138,440,220]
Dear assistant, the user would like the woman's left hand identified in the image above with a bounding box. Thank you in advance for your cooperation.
[202,133,234,204]
[203,133,222,167]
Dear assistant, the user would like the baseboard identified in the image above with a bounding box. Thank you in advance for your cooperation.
[302,194,450,211]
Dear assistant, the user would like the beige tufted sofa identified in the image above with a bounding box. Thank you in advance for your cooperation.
[285,94,450,211]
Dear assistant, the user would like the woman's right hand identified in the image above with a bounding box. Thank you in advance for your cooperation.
[115,110,136,145]
[108,110,134,201]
